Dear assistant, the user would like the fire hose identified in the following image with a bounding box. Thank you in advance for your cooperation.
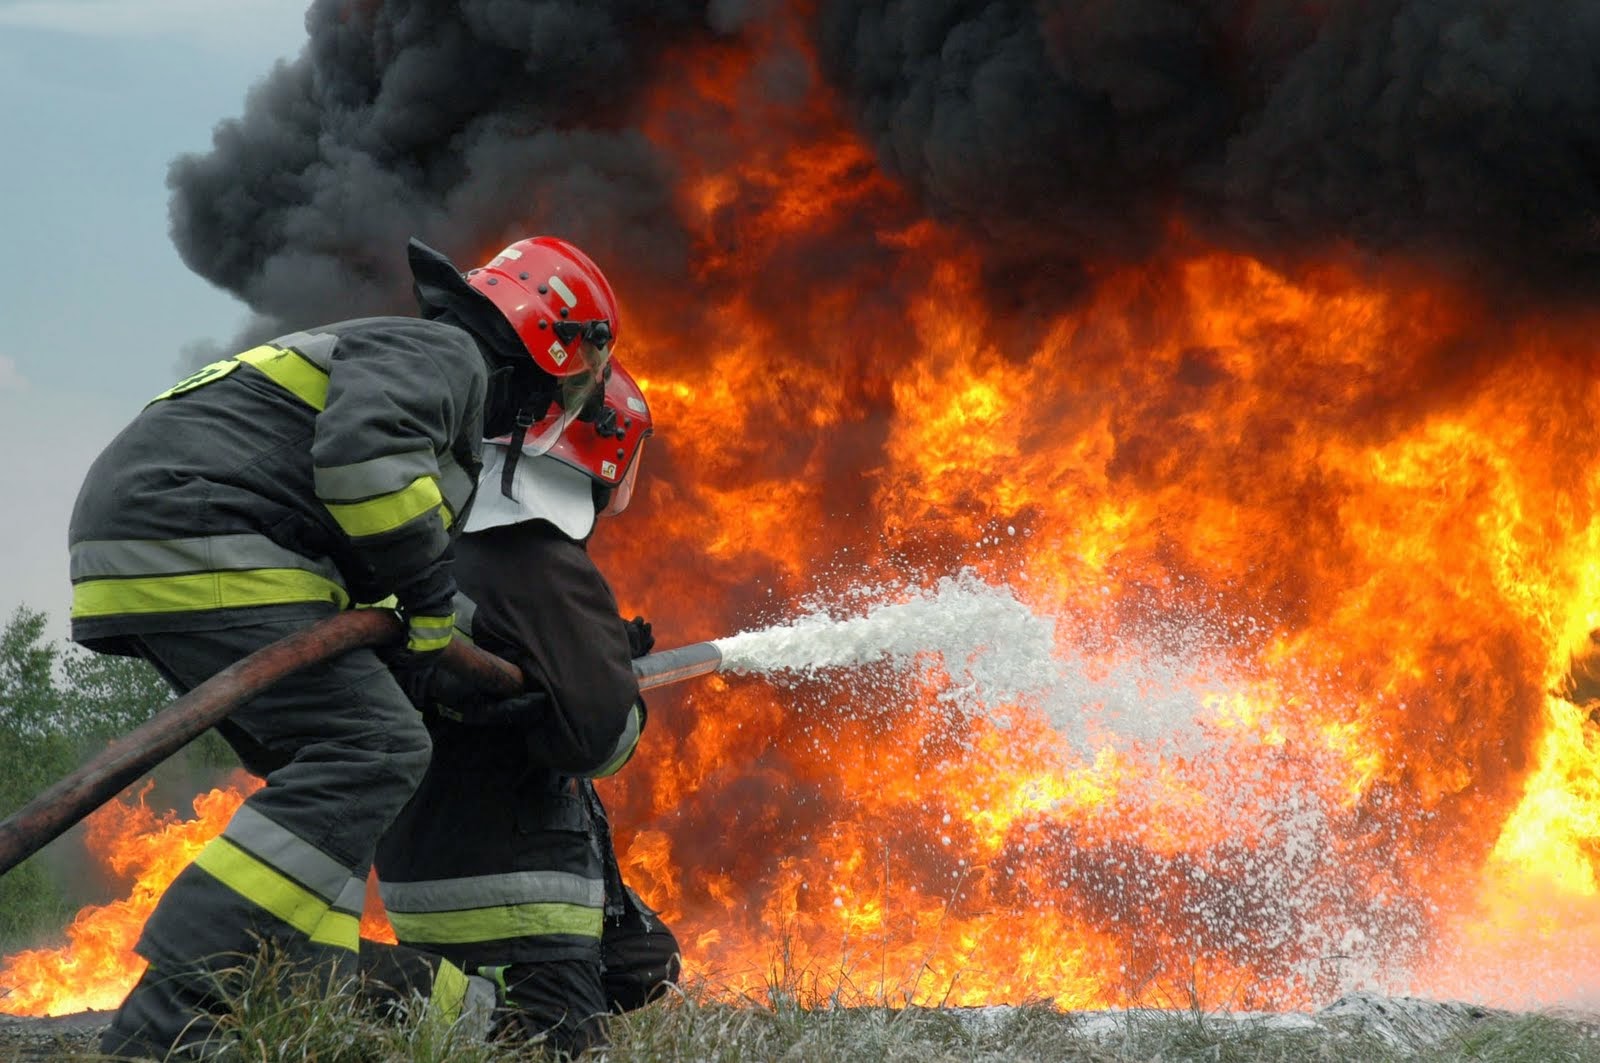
[0,610,723,878]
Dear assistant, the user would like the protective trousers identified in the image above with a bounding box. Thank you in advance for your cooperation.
[99,616,431,1060]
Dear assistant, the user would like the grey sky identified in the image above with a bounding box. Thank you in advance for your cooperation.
[0,0,312,639]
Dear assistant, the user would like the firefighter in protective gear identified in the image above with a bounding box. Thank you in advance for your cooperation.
[370,359,678,1054]
[69,234,620,1059]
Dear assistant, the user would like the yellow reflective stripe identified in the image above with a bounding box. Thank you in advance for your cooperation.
[149,358,241,402]
[193,838,356,952]
[236,345,330,410]
[324,475,444,539]
[407,613,455,653]
[308,909,360,952]
[71,568,350,618]
[388,902,603,945]
[429,959,468,1028]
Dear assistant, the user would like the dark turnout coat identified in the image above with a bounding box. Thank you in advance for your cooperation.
[375,519,645,968]
[68,317,486,651]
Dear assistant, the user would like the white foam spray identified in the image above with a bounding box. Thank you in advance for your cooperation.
[708,565,1271,754]
[706,568,1426,1000]
[711,569,1059,716]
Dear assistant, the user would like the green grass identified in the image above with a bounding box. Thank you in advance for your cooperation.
[5,950,1600,1063]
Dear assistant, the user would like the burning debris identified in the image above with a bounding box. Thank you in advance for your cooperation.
[11,0,1600,1023]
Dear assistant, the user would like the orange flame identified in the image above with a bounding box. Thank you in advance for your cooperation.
[0,776,256,1016]
[10,6,1600,1019]
[0,777,396,1017]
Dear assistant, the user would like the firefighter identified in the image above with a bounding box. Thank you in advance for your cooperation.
[69,235,621,1059]
[370,357,679,1054]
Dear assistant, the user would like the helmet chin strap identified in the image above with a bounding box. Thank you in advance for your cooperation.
[501,407,533,500]
[498,389,555,500]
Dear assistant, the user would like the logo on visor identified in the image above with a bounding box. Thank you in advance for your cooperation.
[547,341,568,366]
[601,460,618,479]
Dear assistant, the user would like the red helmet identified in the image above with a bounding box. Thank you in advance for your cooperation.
[471,360,653,537]
[542,359,653,517]
[468,236,619,454]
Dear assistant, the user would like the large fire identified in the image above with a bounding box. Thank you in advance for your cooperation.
[8,5,1600,1020]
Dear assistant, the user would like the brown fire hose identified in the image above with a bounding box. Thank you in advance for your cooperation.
[0,610,724,878]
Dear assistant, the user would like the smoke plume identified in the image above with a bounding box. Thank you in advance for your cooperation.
[815,0,1600,293]
[168,0,718,335]
[170,0,1600,326]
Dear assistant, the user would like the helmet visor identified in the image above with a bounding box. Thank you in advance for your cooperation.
[519,338,612,457]
[601,440,645,518]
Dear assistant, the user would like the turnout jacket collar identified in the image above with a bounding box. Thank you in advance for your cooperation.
[408,239,528,367]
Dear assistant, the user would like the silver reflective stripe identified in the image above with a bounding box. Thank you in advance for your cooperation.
[332,875,367,916]
[451,592,477,640]
[380,870,603,914]
[314,448,438,503]
[437,452,474,514]
[590,703,643,778]
[70,534,343,583]
[223,805,353,903]
[272,330,338,370]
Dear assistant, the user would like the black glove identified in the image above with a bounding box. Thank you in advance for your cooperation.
[390,556,458,709]
[624,616,654,659]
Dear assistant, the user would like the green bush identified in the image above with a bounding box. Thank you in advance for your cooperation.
[0,606,235,953]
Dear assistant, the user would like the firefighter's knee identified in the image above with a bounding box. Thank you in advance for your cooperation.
[388,711,433,790]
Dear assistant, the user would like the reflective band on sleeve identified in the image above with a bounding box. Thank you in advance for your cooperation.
[406,613,455,653]
[589,703,644,779]
[222,806,351,903]
[236,345,331,410]
[323,475,445,539]
[192,838,357,953]
[437,452,475,515]
[387,902,603,945]
[451,593,477,641]
[315,450,439,505]
[71,568,350,619]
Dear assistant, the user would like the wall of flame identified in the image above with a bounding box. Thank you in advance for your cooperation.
[8,6,1600,1021]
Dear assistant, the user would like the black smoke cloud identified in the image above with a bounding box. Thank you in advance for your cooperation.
[815,0,1600,293]
[168,0,718,336]
[171,0,1600,335]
